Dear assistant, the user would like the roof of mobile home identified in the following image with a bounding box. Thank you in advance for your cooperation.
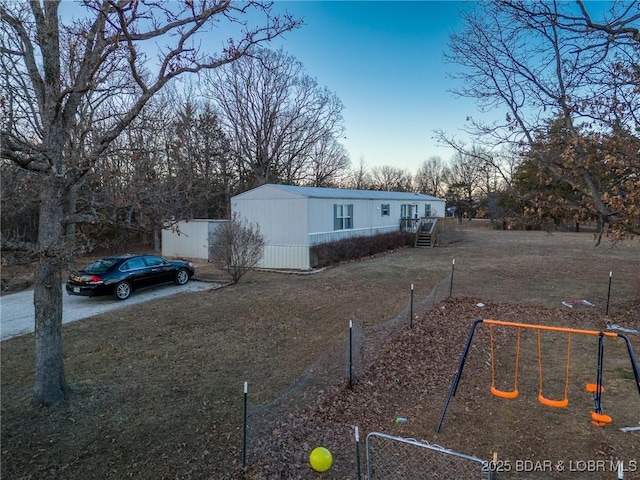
[232,184,444,201]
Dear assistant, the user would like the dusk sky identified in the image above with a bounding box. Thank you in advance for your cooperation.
[266,1,484,174]
[59,1,493,174]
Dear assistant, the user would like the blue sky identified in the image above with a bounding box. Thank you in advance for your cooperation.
[59,0,483,174]
[266,1,480,173]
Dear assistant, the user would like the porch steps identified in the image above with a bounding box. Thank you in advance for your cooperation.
[414,220,437,248]
[415,232,433,248]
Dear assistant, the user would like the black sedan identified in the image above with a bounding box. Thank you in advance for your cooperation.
[66,254,195,300]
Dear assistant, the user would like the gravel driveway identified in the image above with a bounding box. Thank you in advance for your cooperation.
[0,280,219,341]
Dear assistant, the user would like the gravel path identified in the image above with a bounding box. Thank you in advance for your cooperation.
[0,280,219,341]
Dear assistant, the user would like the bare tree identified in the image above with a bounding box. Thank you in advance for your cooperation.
[304,135,351,187]
[444,151,484,219]
[204,48,345,187]
[344,156,372,190]
[415,156,448,198]
[77,94,179,251]
[166,99,234,218]
[439,0,640,238]
[210,213,265,284]
[370,165,414,192]
[0,0,299,406]
[0,161,39,247]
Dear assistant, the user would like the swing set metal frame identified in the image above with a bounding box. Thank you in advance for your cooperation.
[436,319,640,433]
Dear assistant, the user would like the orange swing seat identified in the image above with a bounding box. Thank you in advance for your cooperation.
[491,386,519,399]
[585,383,605,394]
[538,394,568,408]
[489,326,520,399]
[590,411,612,427]
[537,331,571,408]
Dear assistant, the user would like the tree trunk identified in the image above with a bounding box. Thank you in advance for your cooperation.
[154,228,161,252]
[33,176,69,406]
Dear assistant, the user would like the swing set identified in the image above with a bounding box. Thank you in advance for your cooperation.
[436,319,640,433]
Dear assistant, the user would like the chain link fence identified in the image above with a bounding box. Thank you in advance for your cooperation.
[366,432,491,480]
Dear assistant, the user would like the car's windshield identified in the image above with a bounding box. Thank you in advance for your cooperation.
[83,258,120,274]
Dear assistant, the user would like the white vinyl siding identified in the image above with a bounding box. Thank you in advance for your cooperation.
[258,245,310,270]
[162,219,226,261]
[229,184,447,270]
[165,186,446,269]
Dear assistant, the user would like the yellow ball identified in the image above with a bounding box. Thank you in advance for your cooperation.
[309,446,333,472]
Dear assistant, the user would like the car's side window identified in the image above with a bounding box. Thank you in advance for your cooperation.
[121,257,146,271]
[144,256,165,267]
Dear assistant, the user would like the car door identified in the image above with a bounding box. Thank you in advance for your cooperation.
[120,256,150,290]
[143,255,174,285]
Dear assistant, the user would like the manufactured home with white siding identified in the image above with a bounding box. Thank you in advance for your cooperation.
[162,219,227,261]
[231,184,445,270]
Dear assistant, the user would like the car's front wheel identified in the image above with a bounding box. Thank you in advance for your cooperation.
[175,268,190,286]
[113,281,132,300]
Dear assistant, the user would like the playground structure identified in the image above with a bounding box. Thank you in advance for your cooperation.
[437,319,640,433]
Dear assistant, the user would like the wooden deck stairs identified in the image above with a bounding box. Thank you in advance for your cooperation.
[414,218,438,248]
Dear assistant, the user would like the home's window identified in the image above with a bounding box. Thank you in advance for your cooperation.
[334,204,353,230]
[381,204,390,216]
[400,204,415,219]
[424,204,431,217]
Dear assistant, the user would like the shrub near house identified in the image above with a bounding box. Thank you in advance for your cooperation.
[310,232,412,268]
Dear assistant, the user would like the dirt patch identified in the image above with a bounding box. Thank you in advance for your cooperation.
[1,227,639,479]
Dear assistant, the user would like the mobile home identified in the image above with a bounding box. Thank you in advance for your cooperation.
[231,184,445,270]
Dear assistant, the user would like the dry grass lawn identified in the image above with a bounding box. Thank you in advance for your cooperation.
[2,222,639,479]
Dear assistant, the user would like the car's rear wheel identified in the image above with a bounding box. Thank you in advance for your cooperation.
[113,281,132,300]
[175,268,190,285]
